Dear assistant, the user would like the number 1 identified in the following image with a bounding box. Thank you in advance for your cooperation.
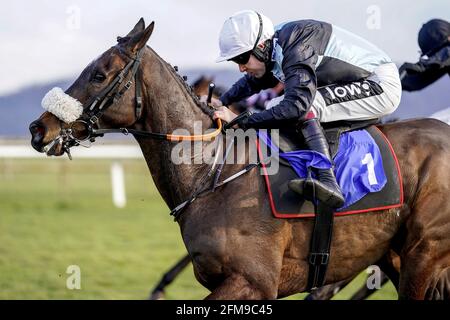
[361,153,378,186]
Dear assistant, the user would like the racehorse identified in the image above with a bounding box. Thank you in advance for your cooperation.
[29,18,450,299]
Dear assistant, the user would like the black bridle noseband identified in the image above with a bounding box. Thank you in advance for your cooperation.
[84,47,145,126]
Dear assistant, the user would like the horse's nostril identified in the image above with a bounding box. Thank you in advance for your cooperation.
[29,121,45,137]
[30,124,45,136]
[29,121,47,152]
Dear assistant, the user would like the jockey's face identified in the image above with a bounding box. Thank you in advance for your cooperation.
[238,54,266,78]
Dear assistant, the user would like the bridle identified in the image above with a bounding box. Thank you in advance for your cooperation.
[49,45,222,159]
[39,41,264,227]
[83,47,146,129]
[43,42,261,224]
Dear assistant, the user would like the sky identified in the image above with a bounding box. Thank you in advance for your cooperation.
[0,0,449,95]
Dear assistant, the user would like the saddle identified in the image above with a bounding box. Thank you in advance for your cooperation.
[257,118,403,218]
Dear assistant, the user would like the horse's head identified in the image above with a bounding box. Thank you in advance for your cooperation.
[192,76,215,96]
[29,18,154,157]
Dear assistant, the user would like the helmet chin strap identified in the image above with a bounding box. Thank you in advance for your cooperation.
[258,39,274,63]
[252,12,273,65]
[252,12,263,50]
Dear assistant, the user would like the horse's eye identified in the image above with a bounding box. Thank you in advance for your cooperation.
[92,73,106,83]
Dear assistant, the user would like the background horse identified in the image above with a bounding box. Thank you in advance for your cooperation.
[29,18,450,299]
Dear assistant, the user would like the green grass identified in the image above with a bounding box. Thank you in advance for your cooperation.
[0,158,396,299]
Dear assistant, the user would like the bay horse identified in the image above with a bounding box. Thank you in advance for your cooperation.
[29,18,450,299]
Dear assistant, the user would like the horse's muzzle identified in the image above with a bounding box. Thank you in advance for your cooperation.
[29,120,47,152]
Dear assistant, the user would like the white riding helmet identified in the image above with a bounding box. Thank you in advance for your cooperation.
[216,10,274,63]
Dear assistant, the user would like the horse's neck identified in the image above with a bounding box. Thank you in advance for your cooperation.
[136,48,213,208]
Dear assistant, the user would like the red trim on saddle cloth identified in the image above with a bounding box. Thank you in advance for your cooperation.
[256,127,404,219]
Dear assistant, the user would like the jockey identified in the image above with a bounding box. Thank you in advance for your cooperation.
[400,19,450,91]
[207,10,401,208]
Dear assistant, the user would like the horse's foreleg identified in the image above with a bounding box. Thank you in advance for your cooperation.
[378,251,401,290]
[149,254,191,300]
[205,274,276,300]
[304,279,352,300]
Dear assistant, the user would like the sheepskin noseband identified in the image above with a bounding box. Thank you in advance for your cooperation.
[41,87,83,123]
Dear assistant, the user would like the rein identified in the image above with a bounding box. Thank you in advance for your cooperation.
[91,119,223,142]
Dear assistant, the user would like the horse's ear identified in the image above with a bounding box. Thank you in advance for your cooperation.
[127,21,155,53]
[126,18,145,37]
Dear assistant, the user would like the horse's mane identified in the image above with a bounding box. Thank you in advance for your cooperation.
[147,47,215,119]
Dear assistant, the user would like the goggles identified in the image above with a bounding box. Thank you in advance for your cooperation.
[228,50,252,65]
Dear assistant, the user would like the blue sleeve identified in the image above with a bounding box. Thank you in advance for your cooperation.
[243,44,318,129]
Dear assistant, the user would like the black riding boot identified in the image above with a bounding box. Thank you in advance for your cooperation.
[288,118,345,208]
